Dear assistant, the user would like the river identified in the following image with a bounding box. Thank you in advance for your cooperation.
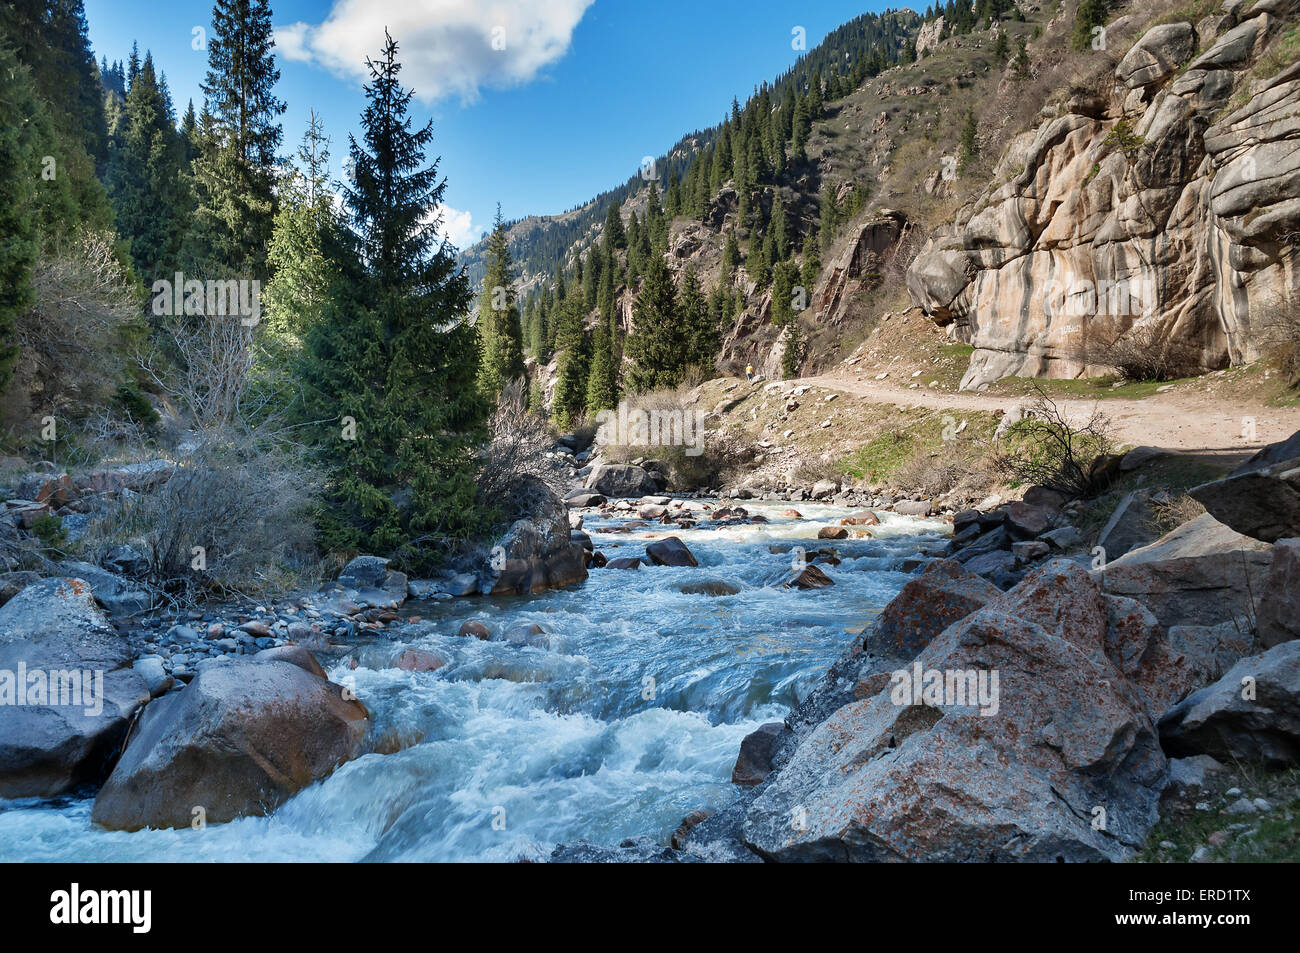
[0,501,949,862]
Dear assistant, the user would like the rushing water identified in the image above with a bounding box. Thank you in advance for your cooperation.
[0,502,949,862]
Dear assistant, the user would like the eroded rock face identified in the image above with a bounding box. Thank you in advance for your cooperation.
[871,559,1000,657]
[742,562,1168,862]
[0,579,150,798]
[91,655,369,831]
[907,18,1300,389]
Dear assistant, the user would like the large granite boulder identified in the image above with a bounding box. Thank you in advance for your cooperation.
[1096,514,1270,629]
[91,654,369,830]
[1159,640,1300,766]
[1190,456,1300,543]
[584,464,658,498]
[1257,539,1300,648]
[742,562,1168,862]
[481,481,589,596]
[0,579,149,798]
[871,559,1000,657]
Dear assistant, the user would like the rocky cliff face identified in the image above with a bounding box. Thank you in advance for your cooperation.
[907,1,1300,390]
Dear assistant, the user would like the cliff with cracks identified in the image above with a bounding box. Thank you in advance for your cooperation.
[907,1,1300,390]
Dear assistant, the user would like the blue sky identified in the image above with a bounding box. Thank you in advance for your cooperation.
[84,0,889,249]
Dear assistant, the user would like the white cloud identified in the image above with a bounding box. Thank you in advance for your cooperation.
[274,0,595,104]
[432,203,481,250]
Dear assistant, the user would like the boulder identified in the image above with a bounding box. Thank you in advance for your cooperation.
[743,562,1168,862]
[767,564,835,589]
[810,480,840,500]
[870,559,1000,658]
[395,649,447,672]
[1116,22,1197,88]
[457,620,492,640]
[482,481,589,596]
[606,557,643,570]
[1163,755,1226,803]
[1005,502,1052,541]
[91,656,369,830]
[1159,640,1300,766]
[731,723,785,787]
[585,464,657,498]
[1190,456,1300,543]
[503,623,549,649]
[893,500,932,517]
[565,491,607,508]
[55,562,151,616]
[645,537,698,568]
[0,579,150,798]
[1096,514,1271,628]
[1096,491,1163,560]
[254,645,329,679]
[841,512,880,527]
[817,526,849,540]
[1257,539,1300,647]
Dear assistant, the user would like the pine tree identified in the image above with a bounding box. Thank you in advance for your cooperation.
[187,0,286,277]
[551,297,589,429]
[626,255,684,392]
[0,46,41,394]
[477,204,526,398]
[585,320,618,414]
[604,202,626,249]
[958,108,979,173]
[106,53,190,282]
[301,31,486,569]
[263,111,341,365]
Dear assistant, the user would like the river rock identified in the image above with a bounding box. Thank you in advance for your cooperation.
[1096,514,1270,628]
[1158,640,1300,766]
[1005,502,1052,540]
[565,492,607,508]
[607,556,643,570]
[503,623,549,649]
[817,526,849,540]
[91,655,370,830]
[55,562,151,616]
[1257,539,1300,648]
[395,649,447,672]
[482,480,589,596]
[743,561,1167,862]
[767,564,834,589]
[871,559,1000,658]
[458,620,492,640]
[585,464,657,498]
[1096,490,1162,560]
[645,537,698,568]
[681,579,741,597]
[0,579,150,798]
[893,500,932,517]
[731,723,785,787]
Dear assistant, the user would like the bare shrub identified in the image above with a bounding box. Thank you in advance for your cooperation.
[1152,493,1206,533]
[893,437,999,502]
[1,231,143,436]
[476,378,567,521]
[1256,291,1300,388]
[1075,322,1204,382]
[992,385,1118,498]
[82,432,320,601]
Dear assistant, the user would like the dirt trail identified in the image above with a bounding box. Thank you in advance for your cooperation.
[794,372,1300,455]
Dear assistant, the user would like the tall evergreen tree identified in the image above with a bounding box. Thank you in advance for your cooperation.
[626,255,684,392]
[585,320,618,414]
[187,0,286,277]
[551,297,589,429]
[0,46,41,394]
[476,204,526,399]
[106,53,190,281]
[301,31,486,569]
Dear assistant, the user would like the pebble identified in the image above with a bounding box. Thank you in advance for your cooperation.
[1224,797,1257,815]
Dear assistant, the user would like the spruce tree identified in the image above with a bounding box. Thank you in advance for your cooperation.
[301,31,486,569]
[187,0,286,277]
[626,255,684,392]
[551,297,589,429]
[585,320,618,414]
[106,53,190,282]
[476,204,526,399]
[604,202,626,249]
[0,46,41,395]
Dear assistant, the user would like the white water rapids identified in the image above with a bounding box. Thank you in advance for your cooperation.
[0,502,949,861]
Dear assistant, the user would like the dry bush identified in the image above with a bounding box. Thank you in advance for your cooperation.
[1074,321,1204,382]
[1,231,144,438]
[1256,291,1300,388]
[893,437,1000,502]
[1152,493,1206,533]
[476,378,567,521]
[992,384,1119,498]
[82,431,320,600]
